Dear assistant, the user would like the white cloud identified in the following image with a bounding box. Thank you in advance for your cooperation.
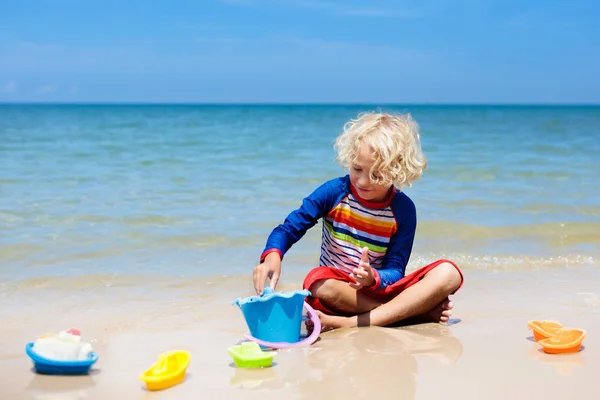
[2,80,18,93]
[36,84,59,94]
[0,34,432,79]
[196,37,248,44]
[220,0,419,18]
[196,35,425,57]
[192,34,434,78]
[339,7,418,18]
[282,0,419,18]
[176,22,257,31]
[503,11,583,29]
[219,0,255,5]
[68,86,79,94]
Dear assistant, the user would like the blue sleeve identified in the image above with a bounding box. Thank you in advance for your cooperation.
[261,178,346,261]
[375,194,417,289]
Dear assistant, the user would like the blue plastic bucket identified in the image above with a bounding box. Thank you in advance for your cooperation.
[233,287,311,344]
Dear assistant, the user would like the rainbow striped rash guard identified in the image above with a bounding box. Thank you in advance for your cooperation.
[260,175,417,290]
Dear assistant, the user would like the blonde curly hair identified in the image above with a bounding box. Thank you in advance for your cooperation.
[334,112,427,188]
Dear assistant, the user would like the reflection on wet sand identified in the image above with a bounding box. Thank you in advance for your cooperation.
[230,365,279,389]
[26,373,97,400]
[229,323,463,399]
[527,344,586,375]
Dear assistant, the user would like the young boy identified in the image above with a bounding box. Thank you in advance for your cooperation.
[252,112,463,330]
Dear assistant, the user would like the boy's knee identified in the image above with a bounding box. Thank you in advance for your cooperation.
[430,262,462,291]
[309,279,342,302]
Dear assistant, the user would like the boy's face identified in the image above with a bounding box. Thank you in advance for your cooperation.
[349,145,392,203]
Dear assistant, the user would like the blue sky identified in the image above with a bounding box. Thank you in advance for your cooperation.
[1,0,598,103]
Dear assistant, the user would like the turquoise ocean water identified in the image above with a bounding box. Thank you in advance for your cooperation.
[1,104,599,284]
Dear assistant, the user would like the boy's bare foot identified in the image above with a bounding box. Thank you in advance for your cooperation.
[418,298,454,324]
[316,310,349,331]
[305,310,349,333]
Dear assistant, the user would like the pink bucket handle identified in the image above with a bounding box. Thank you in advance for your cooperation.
[244,301,321,349]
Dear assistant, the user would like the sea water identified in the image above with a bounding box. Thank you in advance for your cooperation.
[1,104,599,284]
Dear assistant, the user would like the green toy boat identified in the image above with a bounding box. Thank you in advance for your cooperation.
[228,342,276,368]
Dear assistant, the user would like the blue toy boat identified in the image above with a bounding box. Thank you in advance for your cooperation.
[25,342,99,375]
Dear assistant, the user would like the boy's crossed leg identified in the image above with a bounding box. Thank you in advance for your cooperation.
[307,261,463,330]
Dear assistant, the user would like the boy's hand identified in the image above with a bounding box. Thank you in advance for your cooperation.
[253,252,282,295]
[349,247,375,290]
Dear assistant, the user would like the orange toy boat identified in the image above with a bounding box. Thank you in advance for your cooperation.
[538,329,586,354]
[527,320,563,341]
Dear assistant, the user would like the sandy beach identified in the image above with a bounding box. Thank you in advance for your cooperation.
[1,266,599,400]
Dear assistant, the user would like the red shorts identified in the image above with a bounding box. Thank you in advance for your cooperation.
[302,259,464,316]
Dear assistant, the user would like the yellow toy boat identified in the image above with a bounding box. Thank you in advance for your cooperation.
[538,328,586,354]
[527,320,563,341]
[140,350,190,391]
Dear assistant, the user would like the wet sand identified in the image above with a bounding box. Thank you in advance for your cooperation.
[1,267,599,400]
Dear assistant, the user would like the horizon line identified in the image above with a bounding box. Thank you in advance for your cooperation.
[1,101,599,107]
